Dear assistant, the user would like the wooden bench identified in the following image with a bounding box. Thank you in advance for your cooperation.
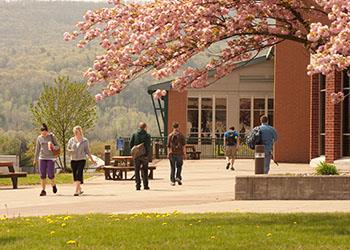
[0,161,27,189]
[103,165,156,181]
[185,145,201,160]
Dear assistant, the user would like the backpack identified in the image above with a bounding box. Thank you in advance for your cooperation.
[246,126,262,150]
[226,131,238,146]
[170,132,183,153]
[131,143,146,159]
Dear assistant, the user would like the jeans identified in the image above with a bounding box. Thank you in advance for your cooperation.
[169,155,183,183]
[264,151,272,174]
[134,157,149,189]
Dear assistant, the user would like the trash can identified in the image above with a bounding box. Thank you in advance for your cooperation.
[255,145,265,174]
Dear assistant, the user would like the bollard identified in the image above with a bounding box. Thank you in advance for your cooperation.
[104,145,111,166]
[155,141,160,159]
[255,145,265,174]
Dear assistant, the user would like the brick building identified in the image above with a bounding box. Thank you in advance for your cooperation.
[148,42,350,164]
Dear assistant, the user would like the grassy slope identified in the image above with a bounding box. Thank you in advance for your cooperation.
[0,213,349,249]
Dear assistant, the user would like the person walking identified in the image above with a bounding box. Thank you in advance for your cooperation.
[259,115,278,174]
[167,122,186,186]
[67,126,96,196]
[224,126,240,171]
[34,123,59,196]
[130,122,151,191]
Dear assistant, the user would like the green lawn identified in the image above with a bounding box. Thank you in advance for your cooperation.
[0,173,96,186]
[0,213,349,249]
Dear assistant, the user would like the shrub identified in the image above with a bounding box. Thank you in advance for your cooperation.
[315,161,339,175]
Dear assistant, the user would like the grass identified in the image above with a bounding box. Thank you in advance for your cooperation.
[0,173,97,186]
[0,213,350,249]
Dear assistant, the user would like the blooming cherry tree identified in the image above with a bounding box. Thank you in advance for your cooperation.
[64,0,350,101]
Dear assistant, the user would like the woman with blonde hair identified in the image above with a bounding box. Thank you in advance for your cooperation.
[67,126,95,196]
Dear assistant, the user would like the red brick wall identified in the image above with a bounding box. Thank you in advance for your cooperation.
[274,41,311,163]
[167,89,187,135]
[310,74,320,159]
[325,71,342,162]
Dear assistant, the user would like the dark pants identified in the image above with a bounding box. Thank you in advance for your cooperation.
[169,154,183,183]
[71,160,86,184]
[134,157,149,189]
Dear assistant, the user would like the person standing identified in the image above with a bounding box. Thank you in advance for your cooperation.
[34,123,59,196]
[167,122,186,186]
[130,122,151,191]
[259,115,278,174]
[67,126,96,196]
[224,126,240,171]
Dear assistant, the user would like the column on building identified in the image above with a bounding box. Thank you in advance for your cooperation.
[325,71,342,162]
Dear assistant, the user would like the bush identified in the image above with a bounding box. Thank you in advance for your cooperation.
[316,161,339,175]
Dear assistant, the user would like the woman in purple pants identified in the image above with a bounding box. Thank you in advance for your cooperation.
[34,123,60,196]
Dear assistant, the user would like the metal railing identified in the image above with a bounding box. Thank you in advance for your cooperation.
[115,136,254,159]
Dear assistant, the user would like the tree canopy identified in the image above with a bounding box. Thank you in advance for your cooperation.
[65,0,350,100]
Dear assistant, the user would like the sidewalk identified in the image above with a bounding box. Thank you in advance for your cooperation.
[1,159,349,217]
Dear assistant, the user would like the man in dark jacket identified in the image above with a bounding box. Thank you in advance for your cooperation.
[167,122,186,186]
[130,122,151,190]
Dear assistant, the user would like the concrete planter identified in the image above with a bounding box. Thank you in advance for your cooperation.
[235,175,350,200]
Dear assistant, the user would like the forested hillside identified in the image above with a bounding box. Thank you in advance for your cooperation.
[0,0,158,139]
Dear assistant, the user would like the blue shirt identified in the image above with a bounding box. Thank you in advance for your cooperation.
[224,130,239,146]
[259,123,277,152]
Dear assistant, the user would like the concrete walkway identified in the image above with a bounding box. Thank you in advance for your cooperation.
[1,159,350,217]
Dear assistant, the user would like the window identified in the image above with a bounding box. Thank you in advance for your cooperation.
[187,96,227,144]
[239,98,251,132]
[343,72,350,156]
[320,75,326,155]
[268,98,274,127]
[253,98,265,127]
[239,97,274,135]
[201,98,213,143]
[215,98,227,138]
[187,98,199,138]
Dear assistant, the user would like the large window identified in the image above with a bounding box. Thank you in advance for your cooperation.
[320,75,326,155]
[239,97,274,133]
[187,96,227,144]
[343,72,350,156]
[215,98,227,138]
[187,98,199,138]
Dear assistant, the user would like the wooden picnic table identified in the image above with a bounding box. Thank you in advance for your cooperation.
[103,165,156,181]
[0,161,27,189]
[112,156,133,166]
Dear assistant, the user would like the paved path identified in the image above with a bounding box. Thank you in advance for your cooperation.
[1,159,350,217]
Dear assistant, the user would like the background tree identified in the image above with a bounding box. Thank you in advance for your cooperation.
[64,0,350,99]
[31,76,97,171]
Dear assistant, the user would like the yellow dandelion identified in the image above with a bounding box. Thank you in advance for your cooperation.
[25,218,30,221]
[197,220,202,223]
[189,224,193,226]
[66,240,76,245]
[162,222,167,226]
[61,223,66,227]
[114,218,120,221]
[156,215,161,218]
[146,215,151,219]
[50,231,55,235]
[210,236,216,239]
[293,221,297,224]
[64,216,72,221]
[266,233,272,237]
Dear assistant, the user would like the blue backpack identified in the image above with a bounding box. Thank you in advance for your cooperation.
[246,126,262,150]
